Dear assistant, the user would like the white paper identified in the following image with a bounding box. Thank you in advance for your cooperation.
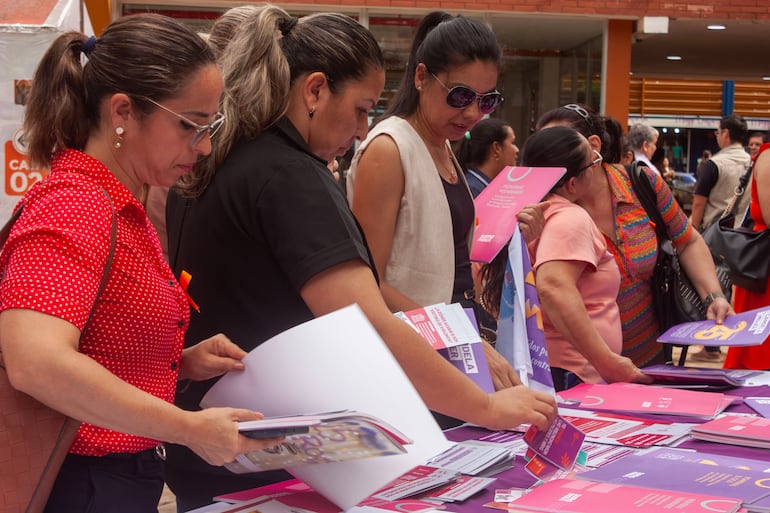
[201,304,451,510]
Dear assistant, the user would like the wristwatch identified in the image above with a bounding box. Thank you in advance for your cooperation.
[703,291,726,309]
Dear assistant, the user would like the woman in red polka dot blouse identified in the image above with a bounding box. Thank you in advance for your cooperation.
[0,14,282,512]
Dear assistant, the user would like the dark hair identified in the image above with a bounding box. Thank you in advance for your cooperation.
[282,13,383,93]
[382,11,501,121]
[601,115,626,164]
[24,13,215,168]
[178,9,384,198]
[720,114,748,144]
[535,103,614,161]
[480,125,588,314]
[453,118,511,170]
[521,126,589,192]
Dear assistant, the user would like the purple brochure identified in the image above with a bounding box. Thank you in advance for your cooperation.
[657,306,770,347]
[579,449,770,504]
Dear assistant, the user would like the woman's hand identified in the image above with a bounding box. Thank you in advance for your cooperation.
[706,296,734,325]
[517,201,549,244]
[482,340,522,390]
[593,352,653,385]
[180,408,283,466]
[179,334,248,381]
[481,385,557,431]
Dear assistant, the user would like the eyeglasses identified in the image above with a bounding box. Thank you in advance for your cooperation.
[578,149,603,172]
[141,97,225,148]
[429,72,503,115]
[562,104,593,127]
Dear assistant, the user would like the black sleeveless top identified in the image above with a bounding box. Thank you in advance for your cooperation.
[441,175,474,303]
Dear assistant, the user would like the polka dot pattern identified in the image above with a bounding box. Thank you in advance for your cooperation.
[0,149,190,456]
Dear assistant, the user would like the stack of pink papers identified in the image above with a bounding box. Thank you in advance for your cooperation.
[690,415,770,448]
[557,383,736,418]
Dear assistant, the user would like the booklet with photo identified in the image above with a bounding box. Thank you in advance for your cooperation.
[470,165,566,263]
[201,305,451,510]
[229,411,412,473]
[657,306,770,347]
[641,364,762,389]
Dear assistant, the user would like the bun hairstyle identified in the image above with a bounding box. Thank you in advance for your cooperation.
[24,13,215,168]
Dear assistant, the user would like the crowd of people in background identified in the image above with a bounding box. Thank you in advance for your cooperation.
[4,4,770,511]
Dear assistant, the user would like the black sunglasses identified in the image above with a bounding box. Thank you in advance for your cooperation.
[429,72,503,115]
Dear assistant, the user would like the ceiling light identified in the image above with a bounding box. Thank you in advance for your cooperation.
[667,55,682,61]
[707,24,726,30]
[763,76,770,81]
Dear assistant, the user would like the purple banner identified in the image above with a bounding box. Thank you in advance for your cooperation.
[495,229,554,394]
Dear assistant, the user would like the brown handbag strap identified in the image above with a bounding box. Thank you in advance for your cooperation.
[0,185,117,344]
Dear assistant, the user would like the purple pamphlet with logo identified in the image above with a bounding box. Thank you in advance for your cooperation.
[657,306,770,347]
[523,415,585,480]
[578,449,770,506]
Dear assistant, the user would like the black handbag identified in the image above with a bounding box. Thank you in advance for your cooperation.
[701,162,770,294]
[629,163,732,363]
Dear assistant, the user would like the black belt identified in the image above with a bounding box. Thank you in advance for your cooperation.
[104,444,166,462]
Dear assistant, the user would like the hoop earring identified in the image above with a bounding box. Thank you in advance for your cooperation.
[113,127,125,149]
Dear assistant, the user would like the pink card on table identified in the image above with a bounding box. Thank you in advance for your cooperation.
[557,382,730,418]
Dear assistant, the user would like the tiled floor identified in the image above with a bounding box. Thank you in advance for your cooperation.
[159,485,176,513]
[673,345,726,369]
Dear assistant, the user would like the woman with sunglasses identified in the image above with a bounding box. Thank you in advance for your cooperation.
[481,126,648,391]
[536,104,732,367]
[347,13,527,398]
[0,14,283,512]
[165,6,556,509]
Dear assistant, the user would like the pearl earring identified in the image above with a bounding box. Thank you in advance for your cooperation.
[114,127,125,149]
[308,106,316,119]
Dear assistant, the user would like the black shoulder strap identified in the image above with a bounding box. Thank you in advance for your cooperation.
[0,187,117,334]
[628,161,669,242]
